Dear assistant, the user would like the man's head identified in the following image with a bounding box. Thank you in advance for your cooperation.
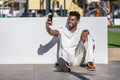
[67,11,80,28]
[69,11,80,20]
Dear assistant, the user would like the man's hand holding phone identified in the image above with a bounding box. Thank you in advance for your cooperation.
[46,14,53,27]
[48,14,53,21]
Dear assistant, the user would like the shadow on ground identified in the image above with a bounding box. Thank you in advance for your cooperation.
[108,43,120,47]
[69,71,95,80]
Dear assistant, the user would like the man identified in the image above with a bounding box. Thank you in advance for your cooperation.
[46,11,95,72]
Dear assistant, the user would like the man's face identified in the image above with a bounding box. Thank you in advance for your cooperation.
[67,16,79,28]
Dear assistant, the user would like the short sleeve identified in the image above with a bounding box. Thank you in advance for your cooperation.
[56,27,63,38]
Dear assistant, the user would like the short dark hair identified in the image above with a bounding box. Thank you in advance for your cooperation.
[69,11,80,20]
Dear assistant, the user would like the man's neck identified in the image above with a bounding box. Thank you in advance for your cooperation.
[69,27,77,33]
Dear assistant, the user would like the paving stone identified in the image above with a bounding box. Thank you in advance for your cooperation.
[0,61,120,80]
[108,48,120,61]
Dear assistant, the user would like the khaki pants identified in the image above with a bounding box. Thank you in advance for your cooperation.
[74,35,95,66]
[58,35,95,66]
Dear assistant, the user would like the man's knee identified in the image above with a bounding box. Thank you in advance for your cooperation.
[81,29,89,43]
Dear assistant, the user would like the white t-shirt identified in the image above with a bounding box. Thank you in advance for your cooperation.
[57,27,83,63]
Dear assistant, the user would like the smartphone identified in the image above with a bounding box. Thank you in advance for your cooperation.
[48,14,53,21]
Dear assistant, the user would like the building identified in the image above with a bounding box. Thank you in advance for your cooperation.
[28,0,84,16]
[0,0,112,17]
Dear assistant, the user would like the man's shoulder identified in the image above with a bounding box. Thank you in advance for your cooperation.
[57,27,67,30]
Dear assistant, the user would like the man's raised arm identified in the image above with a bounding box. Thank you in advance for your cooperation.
[46,18,59,37]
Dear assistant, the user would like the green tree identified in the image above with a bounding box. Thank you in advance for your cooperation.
[110,0,119,9]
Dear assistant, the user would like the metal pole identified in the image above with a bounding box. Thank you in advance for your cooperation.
[19,0,22,11]
[46,0,50,15]
[64,0,66,16]
[40,0,41,10]
[1,0,3,17]
[83,0,86,16]
[60,5,63,16]
[118,0,120,18]
[12,1,14,16]
[52,0,54,16]
[25,0,29,13]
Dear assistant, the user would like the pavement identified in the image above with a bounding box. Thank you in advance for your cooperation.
[108,28,120,32]
[0,48,120,80]
[108,48,120,61]
[0,61,120,80]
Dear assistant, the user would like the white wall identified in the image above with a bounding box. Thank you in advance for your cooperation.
[87,0,100,3]
[114,19,120,25]
[0,17,108,64]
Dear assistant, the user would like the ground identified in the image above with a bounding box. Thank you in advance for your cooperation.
[0,48,119,80]
[109,48,120,61]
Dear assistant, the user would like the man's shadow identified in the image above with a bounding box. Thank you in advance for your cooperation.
[69,71,95,80]
[37,37,60,58]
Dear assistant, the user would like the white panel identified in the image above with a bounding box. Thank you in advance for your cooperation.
[114,19,120,25]
[0,17,108,64]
